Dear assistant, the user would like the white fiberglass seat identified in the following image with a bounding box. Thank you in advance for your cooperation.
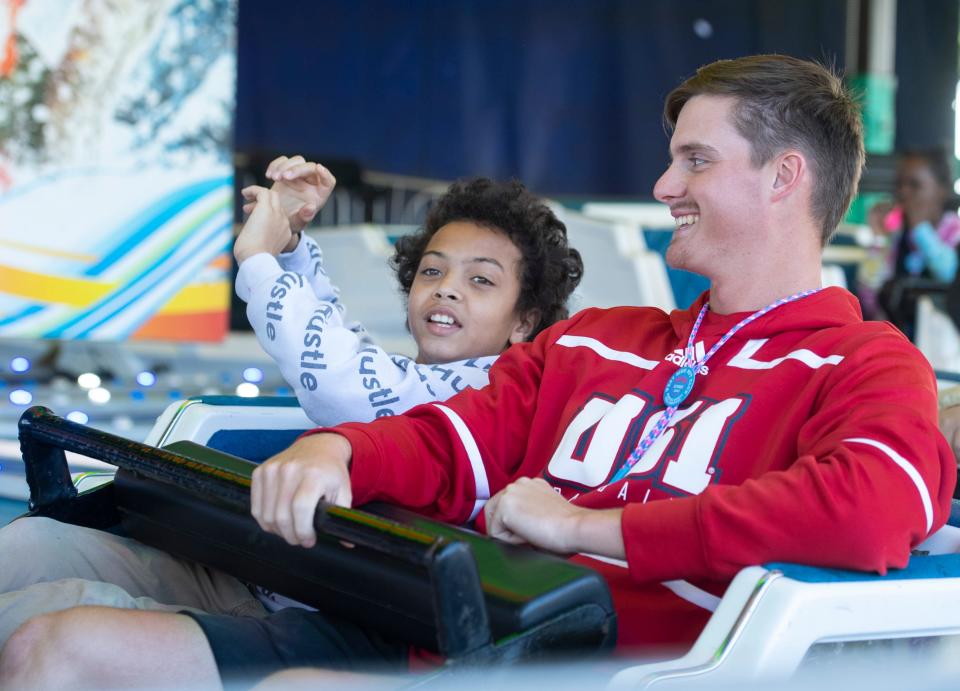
[608,519,960,689]
[559,209,675,312]
[820,264,848,290]
[916,295,960,372]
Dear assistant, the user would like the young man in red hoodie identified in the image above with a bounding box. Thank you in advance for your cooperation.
[1,54,954,689]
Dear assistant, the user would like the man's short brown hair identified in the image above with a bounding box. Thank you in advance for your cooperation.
[665,55,865,243]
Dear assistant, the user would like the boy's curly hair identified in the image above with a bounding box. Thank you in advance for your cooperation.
[391,178,583,340]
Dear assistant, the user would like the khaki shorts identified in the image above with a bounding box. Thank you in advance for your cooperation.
[0,516,266,646]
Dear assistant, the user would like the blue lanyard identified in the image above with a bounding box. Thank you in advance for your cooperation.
[608,288,822,484]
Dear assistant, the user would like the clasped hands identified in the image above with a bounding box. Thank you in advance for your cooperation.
[233,155,337,263]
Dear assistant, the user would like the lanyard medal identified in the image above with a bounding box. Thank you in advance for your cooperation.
[609,288,821,484]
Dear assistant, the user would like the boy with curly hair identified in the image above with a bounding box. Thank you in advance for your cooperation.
[234,156,583,425]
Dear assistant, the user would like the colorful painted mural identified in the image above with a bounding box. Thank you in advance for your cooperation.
[0,0,235,341]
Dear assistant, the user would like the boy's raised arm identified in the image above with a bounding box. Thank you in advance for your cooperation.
[233,189,295,263]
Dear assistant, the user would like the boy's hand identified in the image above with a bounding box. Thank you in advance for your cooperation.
[251,433,354,548]
[233,189,294,263]
[242,155,337,233]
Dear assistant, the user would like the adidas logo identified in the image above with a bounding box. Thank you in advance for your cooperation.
[664,341,709,375]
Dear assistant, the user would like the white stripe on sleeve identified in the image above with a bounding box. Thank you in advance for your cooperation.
[660,579,722,612]
[580,553,720,612]
[433,403,490,521]
[844,437,934,534]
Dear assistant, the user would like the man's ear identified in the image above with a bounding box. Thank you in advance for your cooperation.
[507,309,541,345]
[770,151,806,202]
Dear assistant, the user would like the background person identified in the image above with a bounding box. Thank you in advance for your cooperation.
[869,148,960,335]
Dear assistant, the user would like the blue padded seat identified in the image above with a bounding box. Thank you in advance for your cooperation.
[206,429,306,463]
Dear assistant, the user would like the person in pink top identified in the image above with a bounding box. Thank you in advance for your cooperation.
[871,148,960,334]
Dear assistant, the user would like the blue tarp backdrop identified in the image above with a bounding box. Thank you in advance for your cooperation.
[234,0,954,197]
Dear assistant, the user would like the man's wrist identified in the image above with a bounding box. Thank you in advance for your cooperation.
[565,507,589,554]
[567,507,626,559]
[299,431,353,470]
[329,431,353,470]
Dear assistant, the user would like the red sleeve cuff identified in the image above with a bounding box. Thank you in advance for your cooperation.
[621,497,708,583]
[302,424,384,506]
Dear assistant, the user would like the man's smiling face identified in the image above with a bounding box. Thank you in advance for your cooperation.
[654,95,771,281]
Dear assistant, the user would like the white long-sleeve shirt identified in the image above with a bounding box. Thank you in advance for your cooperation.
[235,234,496,426]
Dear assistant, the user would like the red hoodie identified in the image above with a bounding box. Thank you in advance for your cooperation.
[327,288,956,653]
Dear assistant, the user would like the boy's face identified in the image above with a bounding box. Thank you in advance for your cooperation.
[653,95,770,280]
[409,221,532,364]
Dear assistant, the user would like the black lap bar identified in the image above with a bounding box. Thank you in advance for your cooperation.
[18,407,616,663]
